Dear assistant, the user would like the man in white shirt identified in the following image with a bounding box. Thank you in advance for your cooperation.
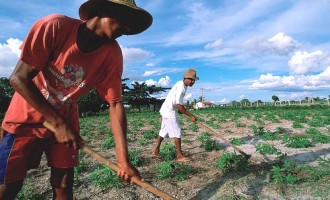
[153,69,199,162]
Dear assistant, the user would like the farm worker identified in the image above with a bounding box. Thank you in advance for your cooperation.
[153,69,199,162]
[0,0,152,199]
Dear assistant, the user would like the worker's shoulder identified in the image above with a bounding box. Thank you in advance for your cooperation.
[38,14,79,25]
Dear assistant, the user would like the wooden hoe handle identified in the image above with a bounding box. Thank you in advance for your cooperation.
[43,122,178,200]
[197,122,251,160]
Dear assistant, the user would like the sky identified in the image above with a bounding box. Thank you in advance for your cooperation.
[1,0,330,104]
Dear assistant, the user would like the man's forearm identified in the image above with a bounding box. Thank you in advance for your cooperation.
[109,102,130,165]
[10,60,63,125]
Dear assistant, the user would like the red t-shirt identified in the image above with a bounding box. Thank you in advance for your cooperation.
[2,14,123,138]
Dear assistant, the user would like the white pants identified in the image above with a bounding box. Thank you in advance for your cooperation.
[159,117,181,138]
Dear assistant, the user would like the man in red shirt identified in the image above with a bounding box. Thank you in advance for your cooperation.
[0,0,152,199]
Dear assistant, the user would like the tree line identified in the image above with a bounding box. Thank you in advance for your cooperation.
[0,77,169,116]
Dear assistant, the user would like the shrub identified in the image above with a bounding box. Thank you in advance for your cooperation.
[282,134,314,148]
[155,161,192,181]
[159,142,176,161]
[89,165,122,189]
[214,152,248,173]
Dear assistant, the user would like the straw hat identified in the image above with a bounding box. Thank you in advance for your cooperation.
[183,68,199,80]
[79,0,153,35]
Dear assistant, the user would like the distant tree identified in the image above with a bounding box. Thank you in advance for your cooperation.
[240,98,250,106]
[126,81,169,112]
[0,77,15,113]
[77,89,107,116]
[256,99,263,106]
[272,95,279,105]
[77,78,129,116]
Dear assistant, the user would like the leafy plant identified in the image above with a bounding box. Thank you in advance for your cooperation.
[250,124,264,135]
[229,138,243,146]
[305,128,330,144]
[16,185,44,200]
[159,142,177,161]
[155,161,192,181]
[128,148,143,166]
[197,131,222,151]
[101,136,115,149]
[256,142,282,156]
[214,152,248,173]
[188,123,199,132]
[89,165,122,189]
[271,166,297,184]
[282,134,314,148]
[262,131,280,141]
[143,129,158,140]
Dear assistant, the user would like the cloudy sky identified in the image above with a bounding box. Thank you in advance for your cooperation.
[1,0,330,103]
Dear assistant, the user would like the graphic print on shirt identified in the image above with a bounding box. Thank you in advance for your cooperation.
[41,64,86,106]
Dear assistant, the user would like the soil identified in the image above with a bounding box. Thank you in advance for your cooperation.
[22,114,330,200]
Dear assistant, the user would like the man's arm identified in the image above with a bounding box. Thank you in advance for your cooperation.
[108,101,141,182]
[9,60,82,150]
[175,104,197,123]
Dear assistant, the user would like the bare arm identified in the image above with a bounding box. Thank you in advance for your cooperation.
[175,104,197,123]
[10,60,82,150]
[109,101,141,183]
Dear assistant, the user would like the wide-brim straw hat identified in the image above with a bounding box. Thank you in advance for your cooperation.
[183,68,199,80]
[79,0,153,35]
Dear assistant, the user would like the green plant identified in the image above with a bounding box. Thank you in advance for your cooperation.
[262,131,280,141]
[256,142,282,155]
[143,129,157,140]
[305,128,330,144]
[292,121,304,128]
[214,152,248,173]
[271,166,297,184]
[229,138,243,146]
[128,148,143,166]
[275,127,287,134]
[189,123,199,132]
[282,134,314,148]
[159,142,176,161]
[16,185,44,200]
[89,165,122,189]
[250,124,264,135]
[155,161,192,181]
[74,152,88,174]
[197,131,222,151]
[101,136,115,149]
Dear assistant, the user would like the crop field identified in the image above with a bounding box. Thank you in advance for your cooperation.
[10,105,330,200]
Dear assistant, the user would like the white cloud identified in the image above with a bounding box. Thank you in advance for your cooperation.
[184,93,192,100]
[121,46,154,64]
[0,38,22,77]
[146,62,155,67]
[204,39,223,50]
[158,76,171,87]
[251,67,330,91]
[243,32,299,56]
[267,32,299,55]
[288,50,330,75]
[219,98,231,104]
[143,70,162,77]
[144,76,171,88]
[239,95,245,99]
[145,79,157,86]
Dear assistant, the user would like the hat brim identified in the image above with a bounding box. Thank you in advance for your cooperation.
[183,75,199,80]
[79,0,153,35]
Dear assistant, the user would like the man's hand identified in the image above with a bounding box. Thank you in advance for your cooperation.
[117,162,142,184]
[44,121,84,150]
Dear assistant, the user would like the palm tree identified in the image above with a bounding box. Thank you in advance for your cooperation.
[272,95,279,106]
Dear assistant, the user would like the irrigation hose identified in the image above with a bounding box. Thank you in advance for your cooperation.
[43,122,178,200]
[197,122,252,160]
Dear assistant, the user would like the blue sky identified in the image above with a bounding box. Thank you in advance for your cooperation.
[1,0,330,104]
